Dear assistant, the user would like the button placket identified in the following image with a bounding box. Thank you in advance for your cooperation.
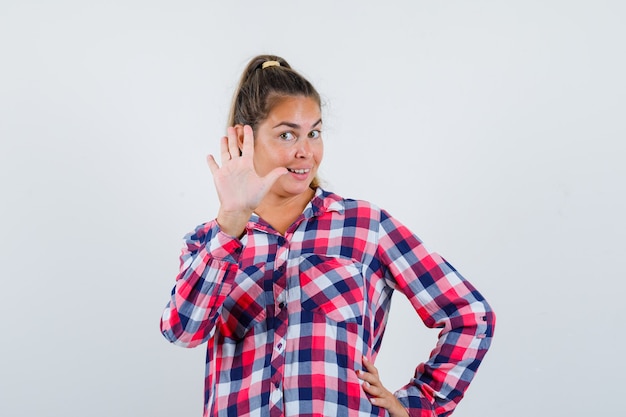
[269,234,289,413]
[269,385,283,417]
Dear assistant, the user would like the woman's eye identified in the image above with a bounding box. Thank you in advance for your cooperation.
[308,130,321,139]
[279,132,296,141]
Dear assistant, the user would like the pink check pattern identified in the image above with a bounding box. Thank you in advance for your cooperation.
[160,188,495,417]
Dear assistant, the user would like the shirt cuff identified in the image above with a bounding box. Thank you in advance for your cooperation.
[207,222,244,263]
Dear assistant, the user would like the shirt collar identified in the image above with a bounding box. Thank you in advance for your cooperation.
[305,187,345,218]
[248,188,345,233]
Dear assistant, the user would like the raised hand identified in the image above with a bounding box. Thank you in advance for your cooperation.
[357,356,410,417]
[207,125,287,237]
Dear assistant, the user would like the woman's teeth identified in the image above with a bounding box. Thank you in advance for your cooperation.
[288,168,309,174]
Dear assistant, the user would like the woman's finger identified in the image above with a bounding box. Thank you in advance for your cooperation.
[357,370,376,386]
[227,126,240,158]
[357,357,409,417]
[206,154,220,176]
[262,166,288,187]
[241,125,255,157]
[361,378,382,398]
[219,136,231,164]
[357,358,381,393]
[362,357,376,371]
[362,356,380,379]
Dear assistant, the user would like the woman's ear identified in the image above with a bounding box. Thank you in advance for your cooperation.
[234,124,245,154]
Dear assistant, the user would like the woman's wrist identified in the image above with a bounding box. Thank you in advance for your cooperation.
[216,208,252,238]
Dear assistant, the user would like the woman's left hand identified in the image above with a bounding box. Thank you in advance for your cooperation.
[357,356,410,417]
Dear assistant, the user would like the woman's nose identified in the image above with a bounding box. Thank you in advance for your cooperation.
[295,139,312,158]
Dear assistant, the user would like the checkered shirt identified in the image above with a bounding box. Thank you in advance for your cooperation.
[160,188,495,417]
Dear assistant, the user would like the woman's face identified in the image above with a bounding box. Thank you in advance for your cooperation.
[251,95,323,199]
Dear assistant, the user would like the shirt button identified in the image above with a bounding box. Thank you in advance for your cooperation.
[277,237,286,246]
[278,302,286,309]
[275,339,285,353]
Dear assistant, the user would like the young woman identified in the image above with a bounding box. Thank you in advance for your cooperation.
[160,54,495,417]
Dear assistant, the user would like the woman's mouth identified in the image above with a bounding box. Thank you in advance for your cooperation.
[287,168,310,174]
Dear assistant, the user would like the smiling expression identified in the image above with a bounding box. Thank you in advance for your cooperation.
[251,95,323,200]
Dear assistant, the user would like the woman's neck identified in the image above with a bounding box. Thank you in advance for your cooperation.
[255,188,315,235]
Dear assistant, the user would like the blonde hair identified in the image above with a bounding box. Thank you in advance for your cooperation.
[228,54,322,189]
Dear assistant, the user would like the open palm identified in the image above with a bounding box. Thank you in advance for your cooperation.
[206,125,286,236]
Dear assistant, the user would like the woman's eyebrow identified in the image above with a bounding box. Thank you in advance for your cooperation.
[272,118,323,129]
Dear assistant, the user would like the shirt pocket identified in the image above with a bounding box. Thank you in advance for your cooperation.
[299,254,365,324]
[218,263,268,340]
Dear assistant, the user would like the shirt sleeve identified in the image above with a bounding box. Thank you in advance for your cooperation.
[376,209,495,417]
[160,220,243,348]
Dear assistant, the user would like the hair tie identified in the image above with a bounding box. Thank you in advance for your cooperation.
[262,60,281,69]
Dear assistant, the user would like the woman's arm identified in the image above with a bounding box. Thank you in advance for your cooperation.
[162,125,285,347]
[377,209,495,417]
[160,220,243,348]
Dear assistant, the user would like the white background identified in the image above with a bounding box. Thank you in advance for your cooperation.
[1,1,625,416]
